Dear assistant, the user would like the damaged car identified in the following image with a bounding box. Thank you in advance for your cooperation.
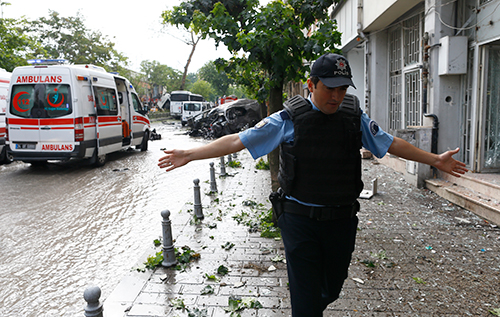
[187,99,262,139]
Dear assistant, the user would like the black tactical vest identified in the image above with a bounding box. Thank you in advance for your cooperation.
[278,94,364,206]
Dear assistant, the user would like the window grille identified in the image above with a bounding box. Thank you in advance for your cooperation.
[460,48,474,166]
[388,13,423,130]
[405,70,421,127]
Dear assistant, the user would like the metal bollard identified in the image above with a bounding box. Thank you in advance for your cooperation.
[83,286,103,317]
[209,162,218,193]
[161,210,177,267]
[220,156,226,176]
[227,154,233,163]
[193,179,204,220]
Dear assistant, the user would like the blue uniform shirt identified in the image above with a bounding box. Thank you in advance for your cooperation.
[239,97,394,160]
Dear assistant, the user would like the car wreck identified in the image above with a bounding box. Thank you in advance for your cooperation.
[187,99,263,139]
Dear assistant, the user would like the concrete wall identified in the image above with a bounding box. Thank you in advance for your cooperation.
[366,31,389,130]
[425,1,464,154]
[346,48,365,108]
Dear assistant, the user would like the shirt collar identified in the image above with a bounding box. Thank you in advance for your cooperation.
[307,94,320,111]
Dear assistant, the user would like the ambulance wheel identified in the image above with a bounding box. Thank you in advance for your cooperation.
[0,147,13,165]
[138,131,149,152]
[91,150,107,167]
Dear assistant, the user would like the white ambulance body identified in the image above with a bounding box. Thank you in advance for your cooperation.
[0,69,12,163]
[6,63,150,166]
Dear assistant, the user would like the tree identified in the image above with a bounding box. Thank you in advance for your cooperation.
[140,60,183,96]
[164,0,342,190]
[198,60,234,97]
[189,79,215,101]
[28,10,129,72]
[0,18,39,71]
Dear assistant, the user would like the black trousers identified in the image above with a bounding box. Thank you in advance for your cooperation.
[278,211,358,317]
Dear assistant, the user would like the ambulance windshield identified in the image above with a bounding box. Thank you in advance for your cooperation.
[10,84,72,118]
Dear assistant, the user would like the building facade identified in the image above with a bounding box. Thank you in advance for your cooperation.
[331,0,500,186]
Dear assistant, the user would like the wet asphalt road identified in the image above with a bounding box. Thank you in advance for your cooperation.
[0,121,210,316]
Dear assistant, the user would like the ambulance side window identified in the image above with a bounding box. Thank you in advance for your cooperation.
[131,93,143,112]
[93,86,118,116]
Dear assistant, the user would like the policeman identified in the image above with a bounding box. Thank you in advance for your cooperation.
[158,53,468,316]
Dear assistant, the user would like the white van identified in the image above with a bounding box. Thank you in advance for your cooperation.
[0,69,12,164]
[6,62,150,166]
[181,101,208,126]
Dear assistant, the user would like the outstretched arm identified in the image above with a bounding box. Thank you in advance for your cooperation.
[387,137,468,177]
[158,134,246,172]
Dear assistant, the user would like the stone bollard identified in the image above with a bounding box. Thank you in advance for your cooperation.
[227,154,233,163]
[220,156,226,176]
[209,162,218,193]
[193,179,204,220]
[83,286,103,317]
[161,210,178,267]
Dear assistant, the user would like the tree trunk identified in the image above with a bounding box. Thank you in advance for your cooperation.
[180,32,201,91]
[267,84,284,192]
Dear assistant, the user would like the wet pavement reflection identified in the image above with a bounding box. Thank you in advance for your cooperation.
[0,121,209,316]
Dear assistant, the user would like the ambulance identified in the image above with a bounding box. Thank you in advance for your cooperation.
[5,60,150,166]
[0,69,12,164]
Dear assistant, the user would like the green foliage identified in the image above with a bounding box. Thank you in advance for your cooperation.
[140,60,183,93]
[371,250,388,260]
[144,251,164,270]
[176,246,200,266]
[259,209,281,239]
[198,60,234,97]
[27,10,129,72]
[164,0,342,108]
[188,307,209,317]
[204,273,219,282]
[489,308,500,316]
[217,265,229,275]
[225,295,263,316]
[153,238,161,247]
[233,201,281,239]
[412,277,426,284]
[142,245,200,271]
[189,79,215,101]
[201,285,214,295]
[170,298,186,310]
[0,18,40,71]
[227,160,241,168]
[221,242,235,250]
[255,158,270,170]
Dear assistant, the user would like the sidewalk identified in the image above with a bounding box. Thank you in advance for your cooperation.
[104,150,500,317]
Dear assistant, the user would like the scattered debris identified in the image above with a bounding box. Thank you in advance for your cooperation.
[271,255,285,263]
[217,265,229,276]
[352,277,364,284]
[455,217,471,223]
[224,295,263,315]
[201,285,214,295]
[233,281,246,288]
[159,274,168,282]
[221,242,235,250]
[149,128,162,140]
